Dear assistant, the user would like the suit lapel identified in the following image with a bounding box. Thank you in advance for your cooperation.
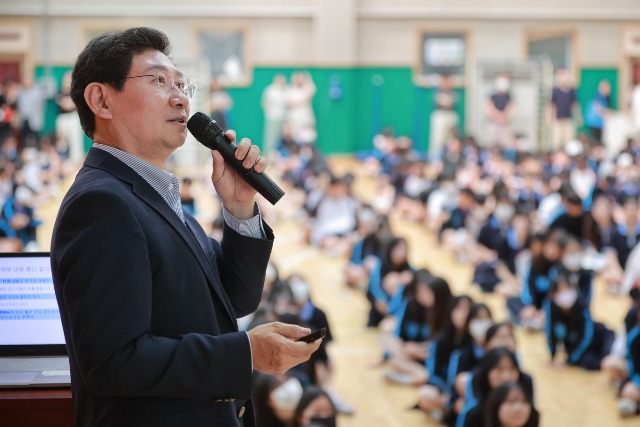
[83,148,236,325]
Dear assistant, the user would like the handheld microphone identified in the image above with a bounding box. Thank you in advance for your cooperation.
[187,112,285,205]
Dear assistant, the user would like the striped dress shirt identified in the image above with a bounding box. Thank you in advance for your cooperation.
[93,143,264,238]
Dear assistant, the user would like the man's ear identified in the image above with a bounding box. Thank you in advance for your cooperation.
[84,83,113,120]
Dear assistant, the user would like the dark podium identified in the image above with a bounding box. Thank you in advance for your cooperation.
[0,388,74,426]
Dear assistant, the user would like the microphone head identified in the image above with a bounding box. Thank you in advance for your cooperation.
[187,112,223,143]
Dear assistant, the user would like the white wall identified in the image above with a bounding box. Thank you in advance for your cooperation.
[28,17,314,66]
[0,0,634,68]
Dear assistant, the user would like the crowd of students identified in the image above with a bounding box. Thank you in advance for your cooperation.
[235,88,640,426]
[0,73,79,252]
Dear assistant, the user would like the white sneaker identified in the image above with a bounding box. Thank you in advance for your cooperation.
[618,398,638,417]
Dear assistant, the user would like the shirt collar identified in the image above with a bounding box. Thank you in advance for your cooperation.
[93,143,184,222]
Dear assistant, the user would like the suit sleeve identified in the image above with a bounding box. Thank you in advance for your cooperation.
[52,190,252,400]
[216,221,274,318]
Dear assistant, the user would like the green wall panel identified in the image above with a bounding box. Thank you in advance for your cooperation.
[33,65,621,155]
[229,67,466,155]
[578,68,619,113]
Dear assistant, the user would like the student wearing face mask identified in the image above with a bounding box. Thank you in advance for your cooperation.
[455,304,494,375]
[473,192,526,292]
[292,386,338,427]
[457,322,532,426]
[484,382,540,427]
[445,304,494,425]
[507,231,559,330]
[557,235,594,306]
[253,374,304,427]
[545,272,614,370]
[286,274,353,415]
[485,73,515,149]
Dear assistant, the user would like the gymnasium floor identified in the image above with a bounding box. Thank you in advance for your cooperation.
[37,155,637,427]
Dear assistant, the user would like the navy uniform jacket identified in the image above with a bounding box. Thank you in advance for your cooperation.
[51,148,273,427]
[544,299,594,365]
[610,223,640,268]
[477,217,520,273]
[628,325,640,388]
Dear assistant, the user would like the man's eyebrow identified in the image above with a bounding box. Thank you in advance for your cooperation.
[144,64,185,79]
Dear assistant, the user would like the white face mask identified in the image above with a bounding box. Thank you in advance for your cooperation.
[271,378,303,412]
[562,253,582,272]
[554,288,578,309]
[495,77,510,92]
[494,204,515,223]
[469,319,493,342]
[290,278,310,304]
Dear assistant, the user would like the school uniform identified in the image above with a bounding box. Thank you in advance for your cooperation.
[457,371,534,427]
[425,335,470,393]
[508,263,557,319]
[565,268,595,307]
[627,325,640,389]
[544,299,614,370]
[440,207,470,234]
[474,217,521,291]
[610,223,640,268]
[366,260,412,326]
[393,298,431,347]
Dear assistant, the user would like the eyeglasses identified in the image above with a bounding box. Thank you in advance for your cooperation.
[127,73,195,99]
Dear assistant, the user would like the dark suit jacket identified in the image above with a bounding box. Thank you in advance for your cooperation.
[51,148,273,427]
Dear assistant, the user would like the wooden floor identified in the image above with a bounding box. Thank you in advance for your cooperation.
[36,155,637,427]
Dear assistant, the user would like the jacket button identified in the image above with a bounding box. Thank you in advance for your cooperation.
[238,406,246,418]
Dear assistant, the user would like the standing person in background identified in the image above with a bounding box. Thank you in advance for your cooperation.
[208,75,233,130]
[286,71,316,143]
[550,68,580,152]
[429,74,459,161]
[16,73,45,149]
[261,74,288,158]
[56,71,85,165]
[485,73,515,149]
[631,79,640,135]
[584,79,611,144]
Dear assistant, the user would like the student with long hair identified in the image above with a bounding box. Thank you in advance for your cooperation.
[416,295,473,421]
[367,237,413,327]
[253,374,304,427]
[545,271,614,370]
[484,382,540,427]
[292,386,338,427]
[618,306,640,417]
[457,348,534,427]
[446,303,494,425]
[383,271,453,385]
[508,230,561,330]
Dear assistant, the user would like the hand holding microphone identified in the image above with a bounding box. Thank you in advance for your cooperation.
[187,112,285,205]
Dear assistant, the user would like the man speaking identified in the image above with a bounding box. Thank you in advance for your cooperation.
[50,27,320,427]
